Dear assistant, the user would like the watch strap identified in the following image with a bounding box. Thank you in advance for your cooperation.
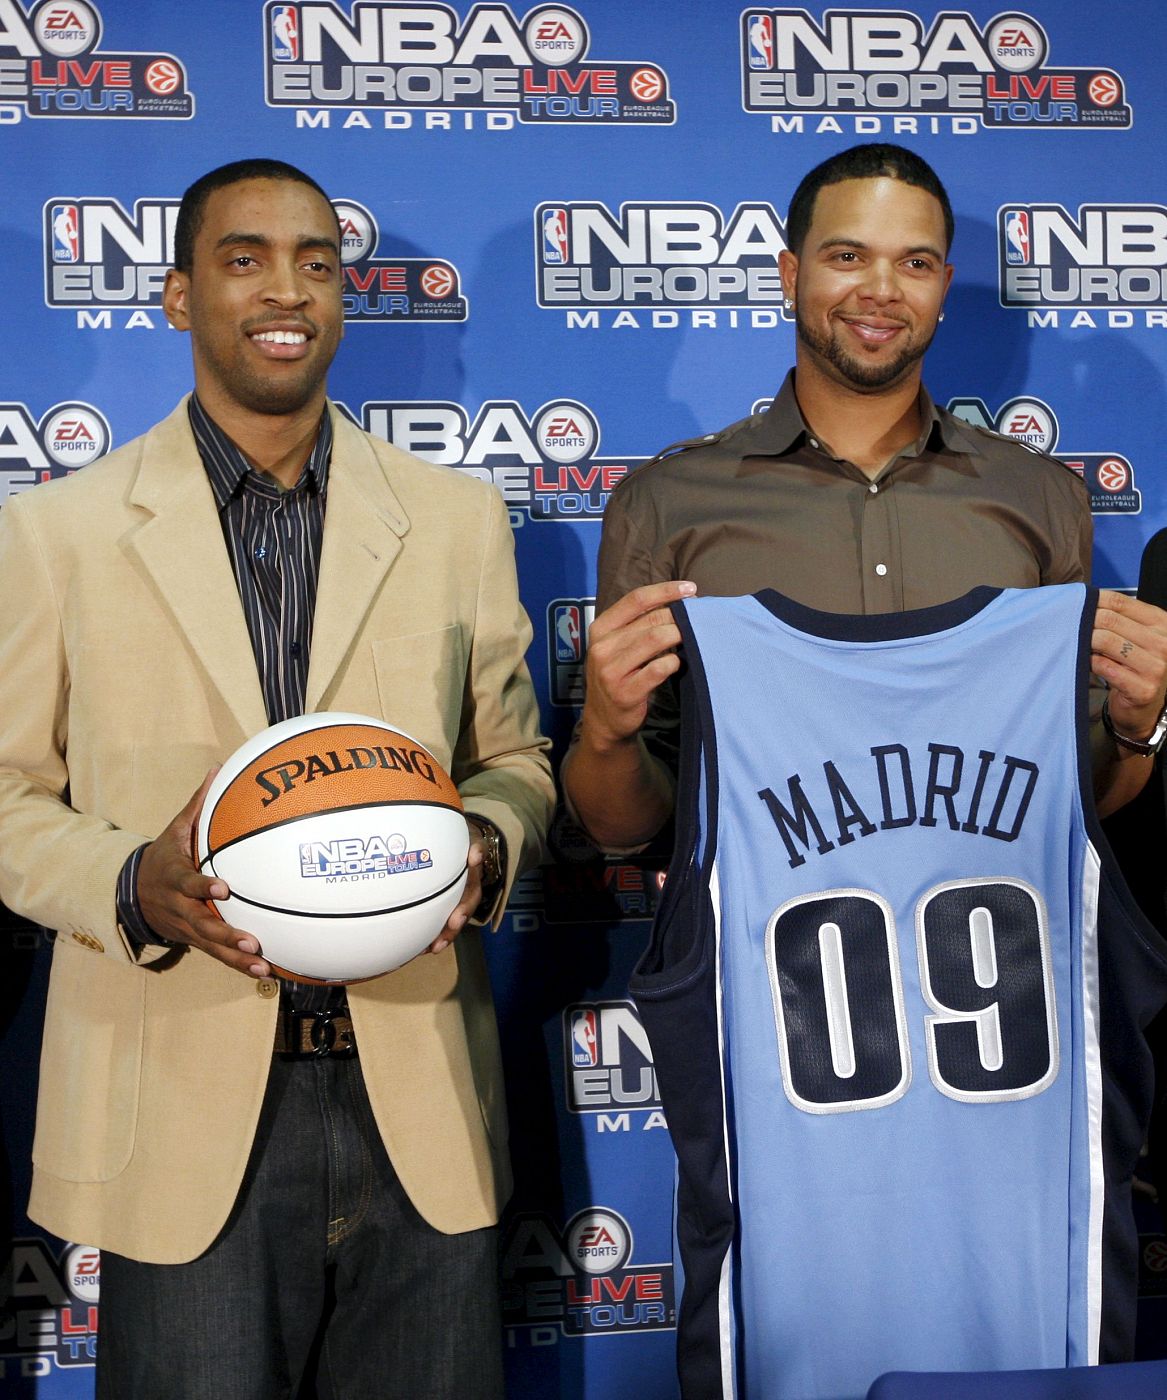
[1101,694,1167,756]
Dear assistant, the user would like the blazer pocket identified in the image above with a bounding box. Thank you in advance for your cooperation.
[371,625,466,769]
[33,940,144,1182]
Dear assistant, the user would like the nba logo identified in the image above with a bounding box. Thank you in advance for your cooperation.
[1004,210,1030,265]
[543,208,568,265]
[51,205,78,263]
[748,13,773,69]
[571,1010,598,1067]
[271,5,299,62]
[554,605,582,662]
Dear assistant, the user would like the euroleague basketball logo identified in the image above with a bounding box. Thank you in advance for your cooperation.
[263,2,675,128]
[947,394,1141,515]
[0,1,195,120]
[333,198,467,322]
[0,400,111,499]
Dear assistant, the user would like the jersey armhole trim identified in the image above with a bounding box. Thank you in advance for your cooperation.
[629,600,719,996]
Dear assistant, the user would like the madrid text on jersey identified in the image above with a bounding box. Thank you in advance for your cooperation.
[758,742,1038,870]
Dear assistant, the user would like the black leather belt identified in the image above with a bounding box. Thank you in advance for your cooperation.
[275,1008,357,1059]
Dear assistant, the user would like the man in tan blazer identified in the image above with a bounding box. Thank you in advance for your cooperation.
[0,159,553,1398]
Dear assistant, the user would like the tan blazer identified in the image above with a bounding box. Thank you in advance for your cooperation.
[0,400,553,1264]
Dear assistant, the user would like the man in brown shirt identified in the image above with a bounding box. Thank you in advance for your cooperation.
[564,143,1167,848]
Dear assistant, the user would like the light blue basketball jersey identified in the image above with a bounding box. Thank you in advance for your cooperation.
[631,585,1167,1400]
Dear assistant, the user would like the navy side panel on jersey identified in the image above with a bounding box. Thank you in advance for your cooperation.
[634,584,1167,1400]
[632,609,736,1399]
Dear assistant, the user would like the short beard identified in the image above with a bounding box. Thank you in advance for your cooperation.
[227,368,324,417]
[795,310,934,392]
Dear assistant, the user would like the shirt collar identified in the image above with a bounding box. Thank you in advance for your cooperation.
[188,393,332,509]
[746,370,982,460]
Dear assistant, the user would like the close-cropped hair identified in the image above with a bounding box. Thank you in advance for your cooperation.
[173,158,338,273]
[785,143,955,256]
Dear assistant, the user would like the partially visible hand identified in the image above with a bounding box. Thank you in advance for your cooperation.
[428,830,484,954]
[137,769,272,978]
[1093,590,1167,740]
[579,580,696,754]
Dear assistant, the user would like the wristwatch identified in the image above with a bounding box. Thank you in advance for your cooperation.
[1101,695,1167,756]
[466,814,506,919]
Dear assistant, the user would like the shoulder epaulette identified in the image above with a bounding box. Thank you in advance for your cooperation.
[639,413,762,472]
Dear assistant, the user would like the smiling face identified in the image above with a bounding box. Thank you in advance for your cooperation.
[779,176,952,395]
[163,177,343,421]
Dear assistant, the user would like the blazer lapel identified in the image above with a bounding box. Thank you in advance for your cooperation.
[305,407,406,712]
[123,401,268,737]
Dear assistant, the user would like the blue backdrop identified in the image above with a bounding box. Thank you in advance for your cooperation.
[2,1,1166,1394]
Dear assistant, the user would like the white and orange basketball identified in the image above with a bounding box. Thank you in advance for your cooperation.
[194,712,468,983]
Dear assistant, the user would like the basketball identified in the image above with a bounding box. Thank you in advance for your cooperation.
[194,711,469,983]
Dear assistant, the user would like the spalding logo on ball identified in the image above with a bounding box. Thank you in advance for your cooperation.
[194,712,468,983]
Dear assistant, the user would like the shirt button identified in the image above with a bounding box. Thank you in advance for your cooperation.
[254,546,267,560]
[869,483,879,494]
[256,979,279,999]
[875,564,888,577]
[290,642,302,657]
[809,438,820,449]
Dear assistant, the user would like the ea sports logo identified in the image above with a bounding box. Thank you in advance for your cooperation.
[999,397,1057,452]
[63,1243,101,1303]
[43,404,110,466]
[535,401,597,463]
[986,13,1047,72]
[33,0,100,56]
[564,1208,632,1274]
[333,202,377,265]
[525,6,588,66]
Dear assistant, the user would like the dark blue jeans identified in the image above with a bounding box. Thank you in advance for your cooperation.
[96,1054,504,1399]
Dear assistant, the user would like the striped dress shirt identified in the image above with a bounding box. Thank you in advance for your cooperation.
[118,395,343,1014]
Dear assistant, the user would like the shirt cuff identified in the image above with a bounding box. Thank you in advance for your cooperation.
[116,844,173,948]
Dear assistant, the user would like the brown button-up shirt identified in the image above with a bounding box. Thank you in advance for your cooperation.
[595,370,1092,775]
